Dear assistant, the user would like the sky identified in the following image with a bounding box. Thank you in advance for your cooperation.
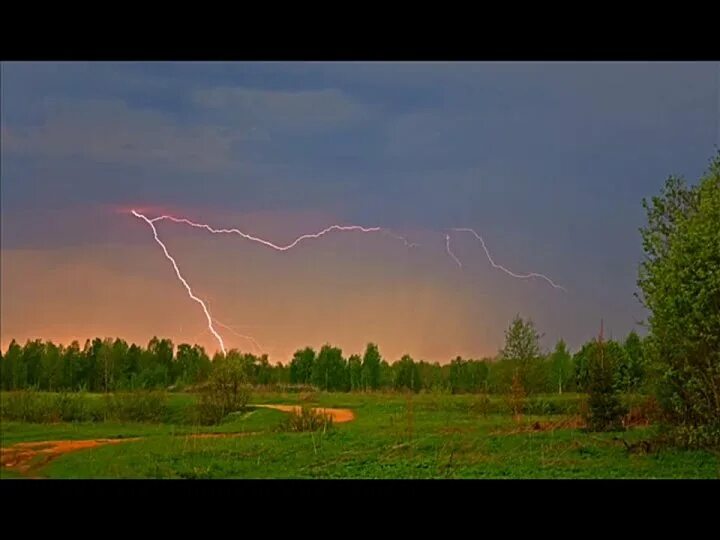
[1,61,719,363]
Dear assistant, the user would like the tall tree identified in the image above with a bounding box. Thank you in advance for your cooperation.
[348,354,363,391]
[549,339,573,394]
[361,343,382,391]
[289,347,315,385]
[499,315,542,391]
[312,345,347,391]
[638,153,720,446]
[393,354,421,393]
[618,331,645,392]
[1,340,22,390]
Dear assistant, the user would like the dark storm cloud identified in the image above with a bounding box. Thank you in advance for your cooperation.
[1,61,718,355]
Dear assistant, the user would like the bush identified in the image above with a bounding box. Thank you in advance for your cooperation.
[192,359,251,425]
[54,392,104,422]
[1,390,54,422]
[0,390,169,423]
[638,155,720,447]
[525,397,561,416]
[280,406,333,432]
[504,371,526,420]
[104,391,168,422]
[0,390,104,423]
[469,394,493,416]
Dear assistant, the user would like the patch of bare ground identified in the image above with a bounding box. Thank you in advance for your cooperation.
[1,438,140,474]
[253,404,355,423]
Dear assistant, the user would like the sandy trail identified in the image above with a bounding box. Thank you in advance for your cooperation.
[253,404,355,423]
[1,438,141,474]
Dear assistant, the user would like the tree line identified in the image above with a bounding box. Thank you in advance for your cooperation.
[0,321,648,395]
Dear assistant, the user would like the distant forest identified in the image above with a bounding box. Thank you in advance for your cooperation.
[0,315,648,395]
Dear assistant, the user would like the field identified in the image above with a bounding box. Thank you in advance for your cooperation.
[1,391,718,479]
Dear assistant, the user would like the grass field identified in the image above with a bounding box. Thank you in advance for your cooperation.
[1,391,718,479]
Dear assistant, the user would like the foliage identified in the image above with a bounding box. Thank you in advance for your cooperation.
[584,339,628,432]
[361,343,382,390]
[289,347,315,385]
[103,391,168,422]
[393,355,422,393]
[194,355,251,425]
[0,390,168,423]
[2,334,651,397]
[637,152,720,447]
[506,370,526,419]
[548,340,574,394]
[499,315,543,392]
[311,345,348,391]
[279,406,333,432]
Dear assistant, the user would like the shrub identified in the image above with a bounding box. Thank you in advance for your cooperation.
[638,156,720,448]
[104,391,168,422]
[192,359,250,425]
[585,342,628,432]
[504,371,526,420]
[1,390,54,422]
[0,390,104,423]
[525,398,561,416]
[54,391,103,422]
[469,394,493,416]
[280,406,333,432]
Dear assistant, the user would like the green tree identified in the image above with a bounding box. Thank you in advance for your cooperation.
[176,343,211,385]
[289,347,316,385]
[361,343,382,391]
[147,337,174,388]
[124,344,143,389]
[22,339,45,389]
[197,353,251,423]
[549,339,573,394]
[61,341,82,390]
[348,354,363,391]
[255,355,272,386]
[1,340,22,390]
[40,341,62,391]
[618,331,646,392]
[574,339,627,392]
[638,153,720,446]
[379,360,393,389]
[312,345,347,391]
[393,355,421,393]
[585,337,628,432]
[499,315,542,391]
[418,361,445,391]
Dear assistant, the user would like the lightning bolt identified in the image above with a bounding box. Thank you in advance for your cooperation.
[383,230,420,248]
[132,210,227,354]
[449,228,566,291]
[445,234,463,268]
[212,319,264,355]
[131,209,418,356]
[149,214,389,251]
[132,205,564,356]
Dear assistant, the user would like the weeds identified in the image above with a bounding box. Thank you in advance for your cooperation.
[279,406,333,432]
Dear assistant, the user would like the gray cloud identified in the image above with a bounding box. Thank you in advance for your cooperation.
[192,86,372,134]
[2,98,243,172]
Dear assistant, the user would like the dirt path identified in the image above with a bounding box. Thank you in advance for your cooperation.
[254,404,355,423]
[0,438,141,475]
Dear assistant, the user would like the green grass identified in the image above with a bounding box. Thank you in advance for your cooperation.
[2,391,718,479]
